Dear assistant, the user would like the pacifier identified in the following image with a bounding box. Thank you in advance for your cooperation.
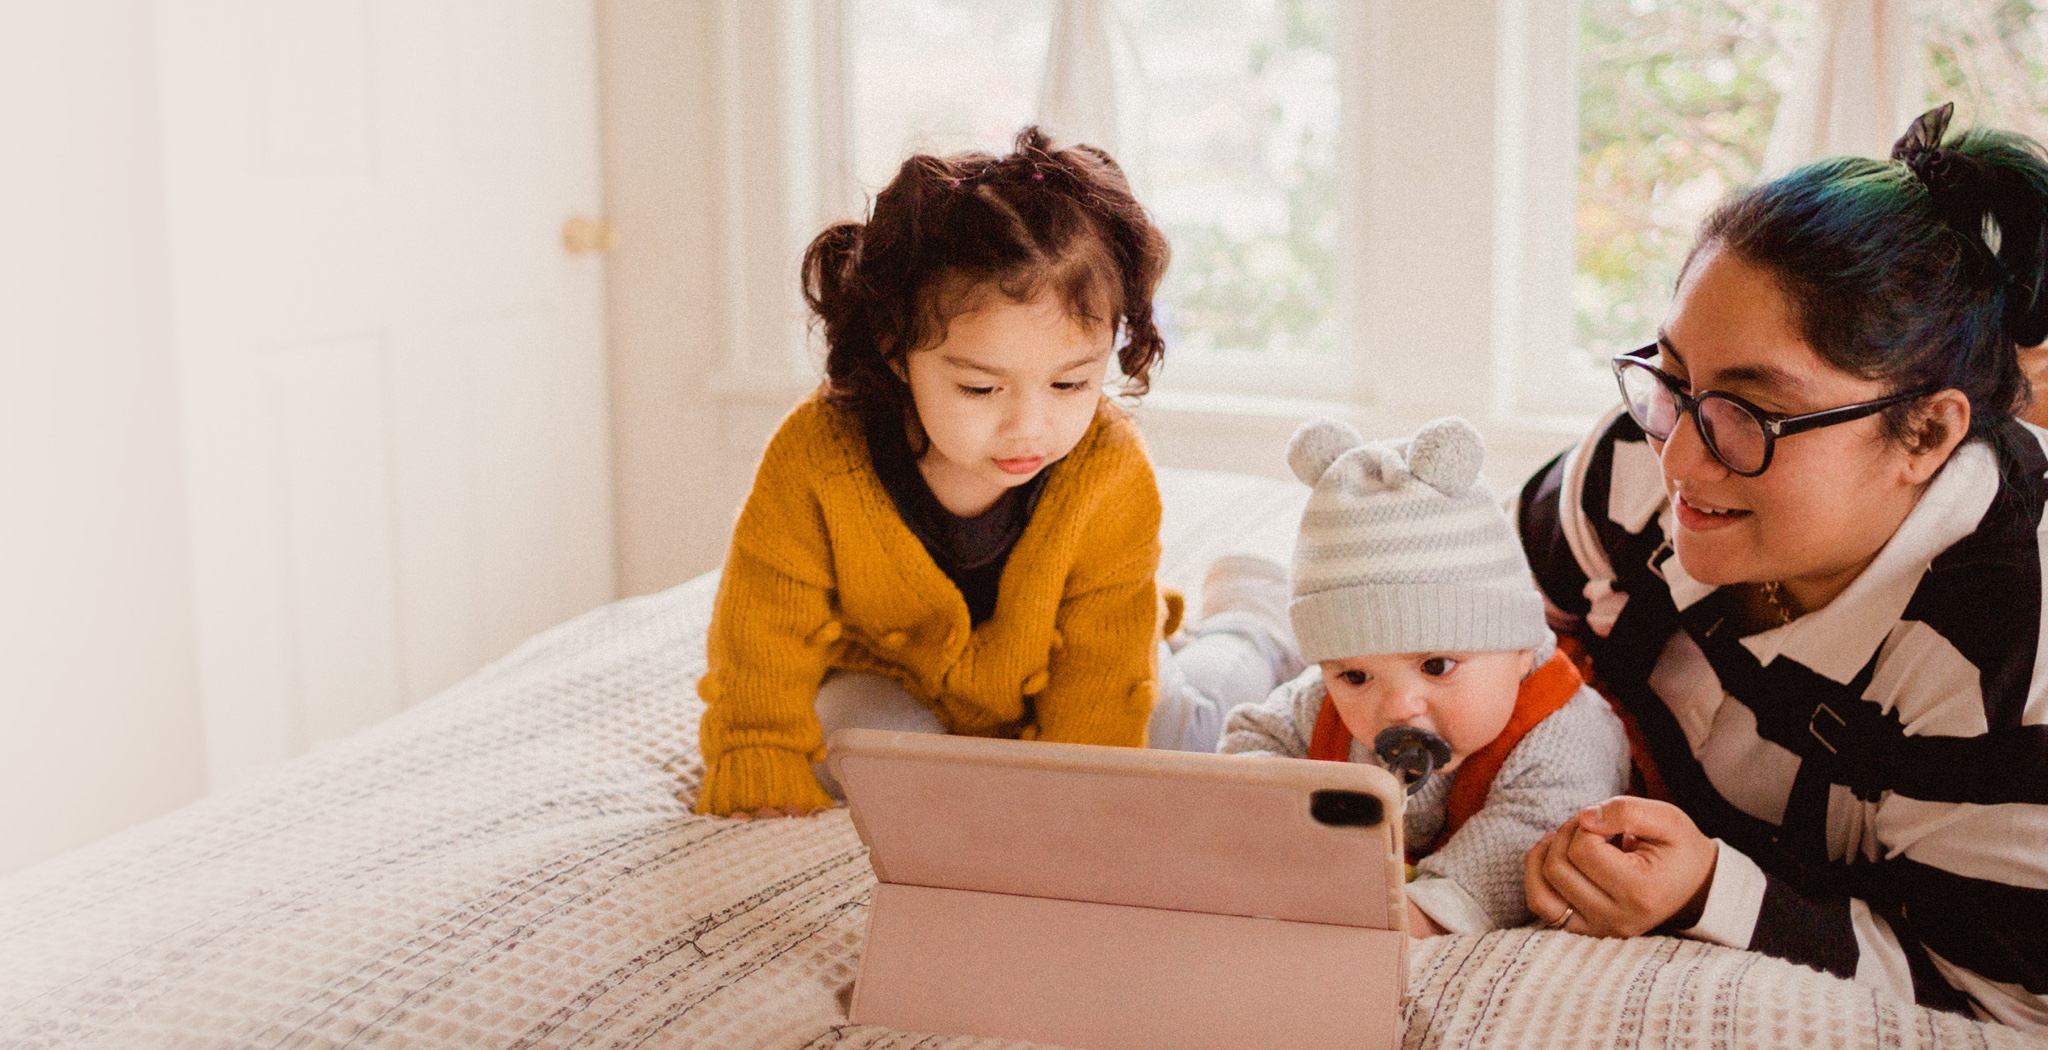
[1373,726,1453,794]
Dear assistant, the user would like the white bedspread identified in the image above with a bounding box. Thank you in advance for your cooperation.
[3,467,2039,1049]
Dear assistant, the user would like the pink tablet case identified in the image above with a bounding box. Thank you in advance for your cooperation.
[827,729,1408,1050]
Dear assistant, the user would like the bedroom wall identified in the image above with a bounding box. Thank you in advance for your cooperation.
[0,1,208,874]
[598,0,743,596]
[600,0,816,596]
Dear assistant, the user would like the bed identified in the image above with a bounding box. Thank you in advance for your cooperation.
[3,466,2039,1050]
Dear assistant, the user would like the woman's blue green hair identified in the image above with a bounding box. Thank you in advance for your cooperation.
[1684,103,2048,450]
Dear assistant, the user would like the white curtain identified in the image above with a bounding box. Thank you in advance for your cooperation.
[1037,0,1119,153]
[1760,0,1924,174]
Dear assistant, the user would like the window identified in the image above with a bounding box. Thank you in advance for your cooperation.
[843,0,1343,399]
[1115,0,1340,395]
[1920,0,2048,139]
[1570,0,2048,420]
[813,1,2047,434]
[1572,0,1809,414]
[846,0,1049,188]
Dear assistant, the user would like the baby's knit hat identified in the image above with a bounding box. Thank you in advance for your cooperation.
[1286,416,1552,665]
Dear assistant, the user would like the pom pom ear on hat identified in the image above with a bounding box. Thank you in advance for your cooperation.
[1406,417,1485,497]
[1287,418,1365,486]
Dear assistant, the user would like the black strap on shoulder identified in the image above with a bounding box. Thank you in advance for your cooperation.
[1518,447,1591,618]
[1587,476,1863,893]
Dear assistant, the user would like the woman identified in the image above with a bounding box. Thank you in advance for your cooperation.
[1518,103,2048,1029]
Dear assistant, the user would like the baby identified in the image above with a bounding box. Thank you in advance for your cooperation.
[1221,417,1630,937]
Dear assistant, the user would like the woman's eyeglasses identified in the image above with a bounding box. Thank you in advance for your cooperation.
[1611,345,1934,477]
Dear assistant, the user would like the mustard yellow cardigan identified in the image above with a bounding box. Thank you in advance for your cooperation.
[694,393,1163,815]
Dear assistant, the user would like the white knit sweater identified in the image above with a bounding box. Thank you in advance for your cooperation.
[1220,667,1631,933]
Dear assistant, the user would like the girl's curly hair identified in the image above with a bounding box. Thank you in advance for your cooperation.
[802,126,1170,438]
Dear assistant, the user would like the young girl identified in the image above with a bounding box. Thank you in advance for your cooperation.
[694,128,1300,818]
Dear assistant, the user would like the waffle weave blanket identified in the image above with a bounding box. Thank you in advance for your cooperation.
[3,468,2036,1049]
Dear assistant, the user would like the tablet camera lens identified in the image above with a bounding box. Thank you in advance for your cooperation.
[1309,789,1384,827]
[1373,726,1453,795]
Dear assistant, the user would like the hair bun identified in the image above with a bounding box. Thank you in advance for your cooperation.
[2008,290,2048,348]
[1994,168,2048,347]
[1895,104,2048,350]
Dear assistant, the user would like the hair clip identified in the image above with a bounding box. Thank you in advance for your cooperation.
[1891,102,1955,176]
[1892,102,2012,283]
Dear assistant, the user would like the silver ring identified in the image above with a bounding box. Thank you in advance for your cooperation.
[1545,906,1575,931]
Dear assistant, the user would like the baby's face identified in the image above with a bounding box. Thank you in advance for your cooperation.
[1319,649,1536,774]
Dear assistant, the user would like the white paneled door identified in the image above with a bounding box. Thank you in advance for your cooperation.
[154,0,615,785]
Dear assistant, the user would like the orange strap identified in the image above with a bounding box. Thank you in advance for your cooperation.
[1308,650,1586,848]
[1307,687,1353,764]
[1440,651,1583,837]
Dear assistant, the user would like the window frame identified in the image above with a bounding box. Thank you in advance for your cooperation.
[710,0,1610,488]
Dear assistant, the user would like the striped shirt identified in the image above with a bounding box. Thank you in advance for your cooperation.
[1517,410,2048,1030]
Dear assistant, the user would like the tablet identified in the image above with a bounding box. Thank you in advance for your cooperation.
[827,728,1409,1050]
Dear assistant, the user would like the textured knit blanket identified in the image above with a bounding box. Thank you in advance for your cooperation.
[1,468,2039,1049]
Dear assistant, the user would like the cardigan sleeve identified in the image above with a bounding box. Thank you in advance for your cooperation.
[694,407,842,817]
[1019,429,1162,748]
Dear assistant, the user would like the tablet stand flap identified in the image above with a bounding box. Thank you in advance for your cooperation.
[851,882,1405,1050]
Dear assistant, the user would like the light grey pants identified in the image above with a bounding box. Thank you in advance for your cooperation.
[810,611,1298,798]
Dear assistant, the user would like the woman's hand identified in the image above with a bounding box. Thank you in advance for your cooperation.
[1523,796,1717,937]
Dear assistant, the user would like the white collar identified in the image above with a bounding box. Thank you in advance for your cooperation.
[1730,439,2003,682]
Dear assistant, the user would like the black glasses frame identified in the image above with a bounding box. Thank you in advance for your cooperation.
[1611,344,1935,477]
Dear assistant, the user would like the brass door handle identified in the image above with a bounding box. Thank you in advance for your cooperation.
[561,214,615,255]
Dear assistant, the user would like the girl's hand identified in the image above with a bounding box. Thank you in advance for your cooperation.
[1523,796,1717,937]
